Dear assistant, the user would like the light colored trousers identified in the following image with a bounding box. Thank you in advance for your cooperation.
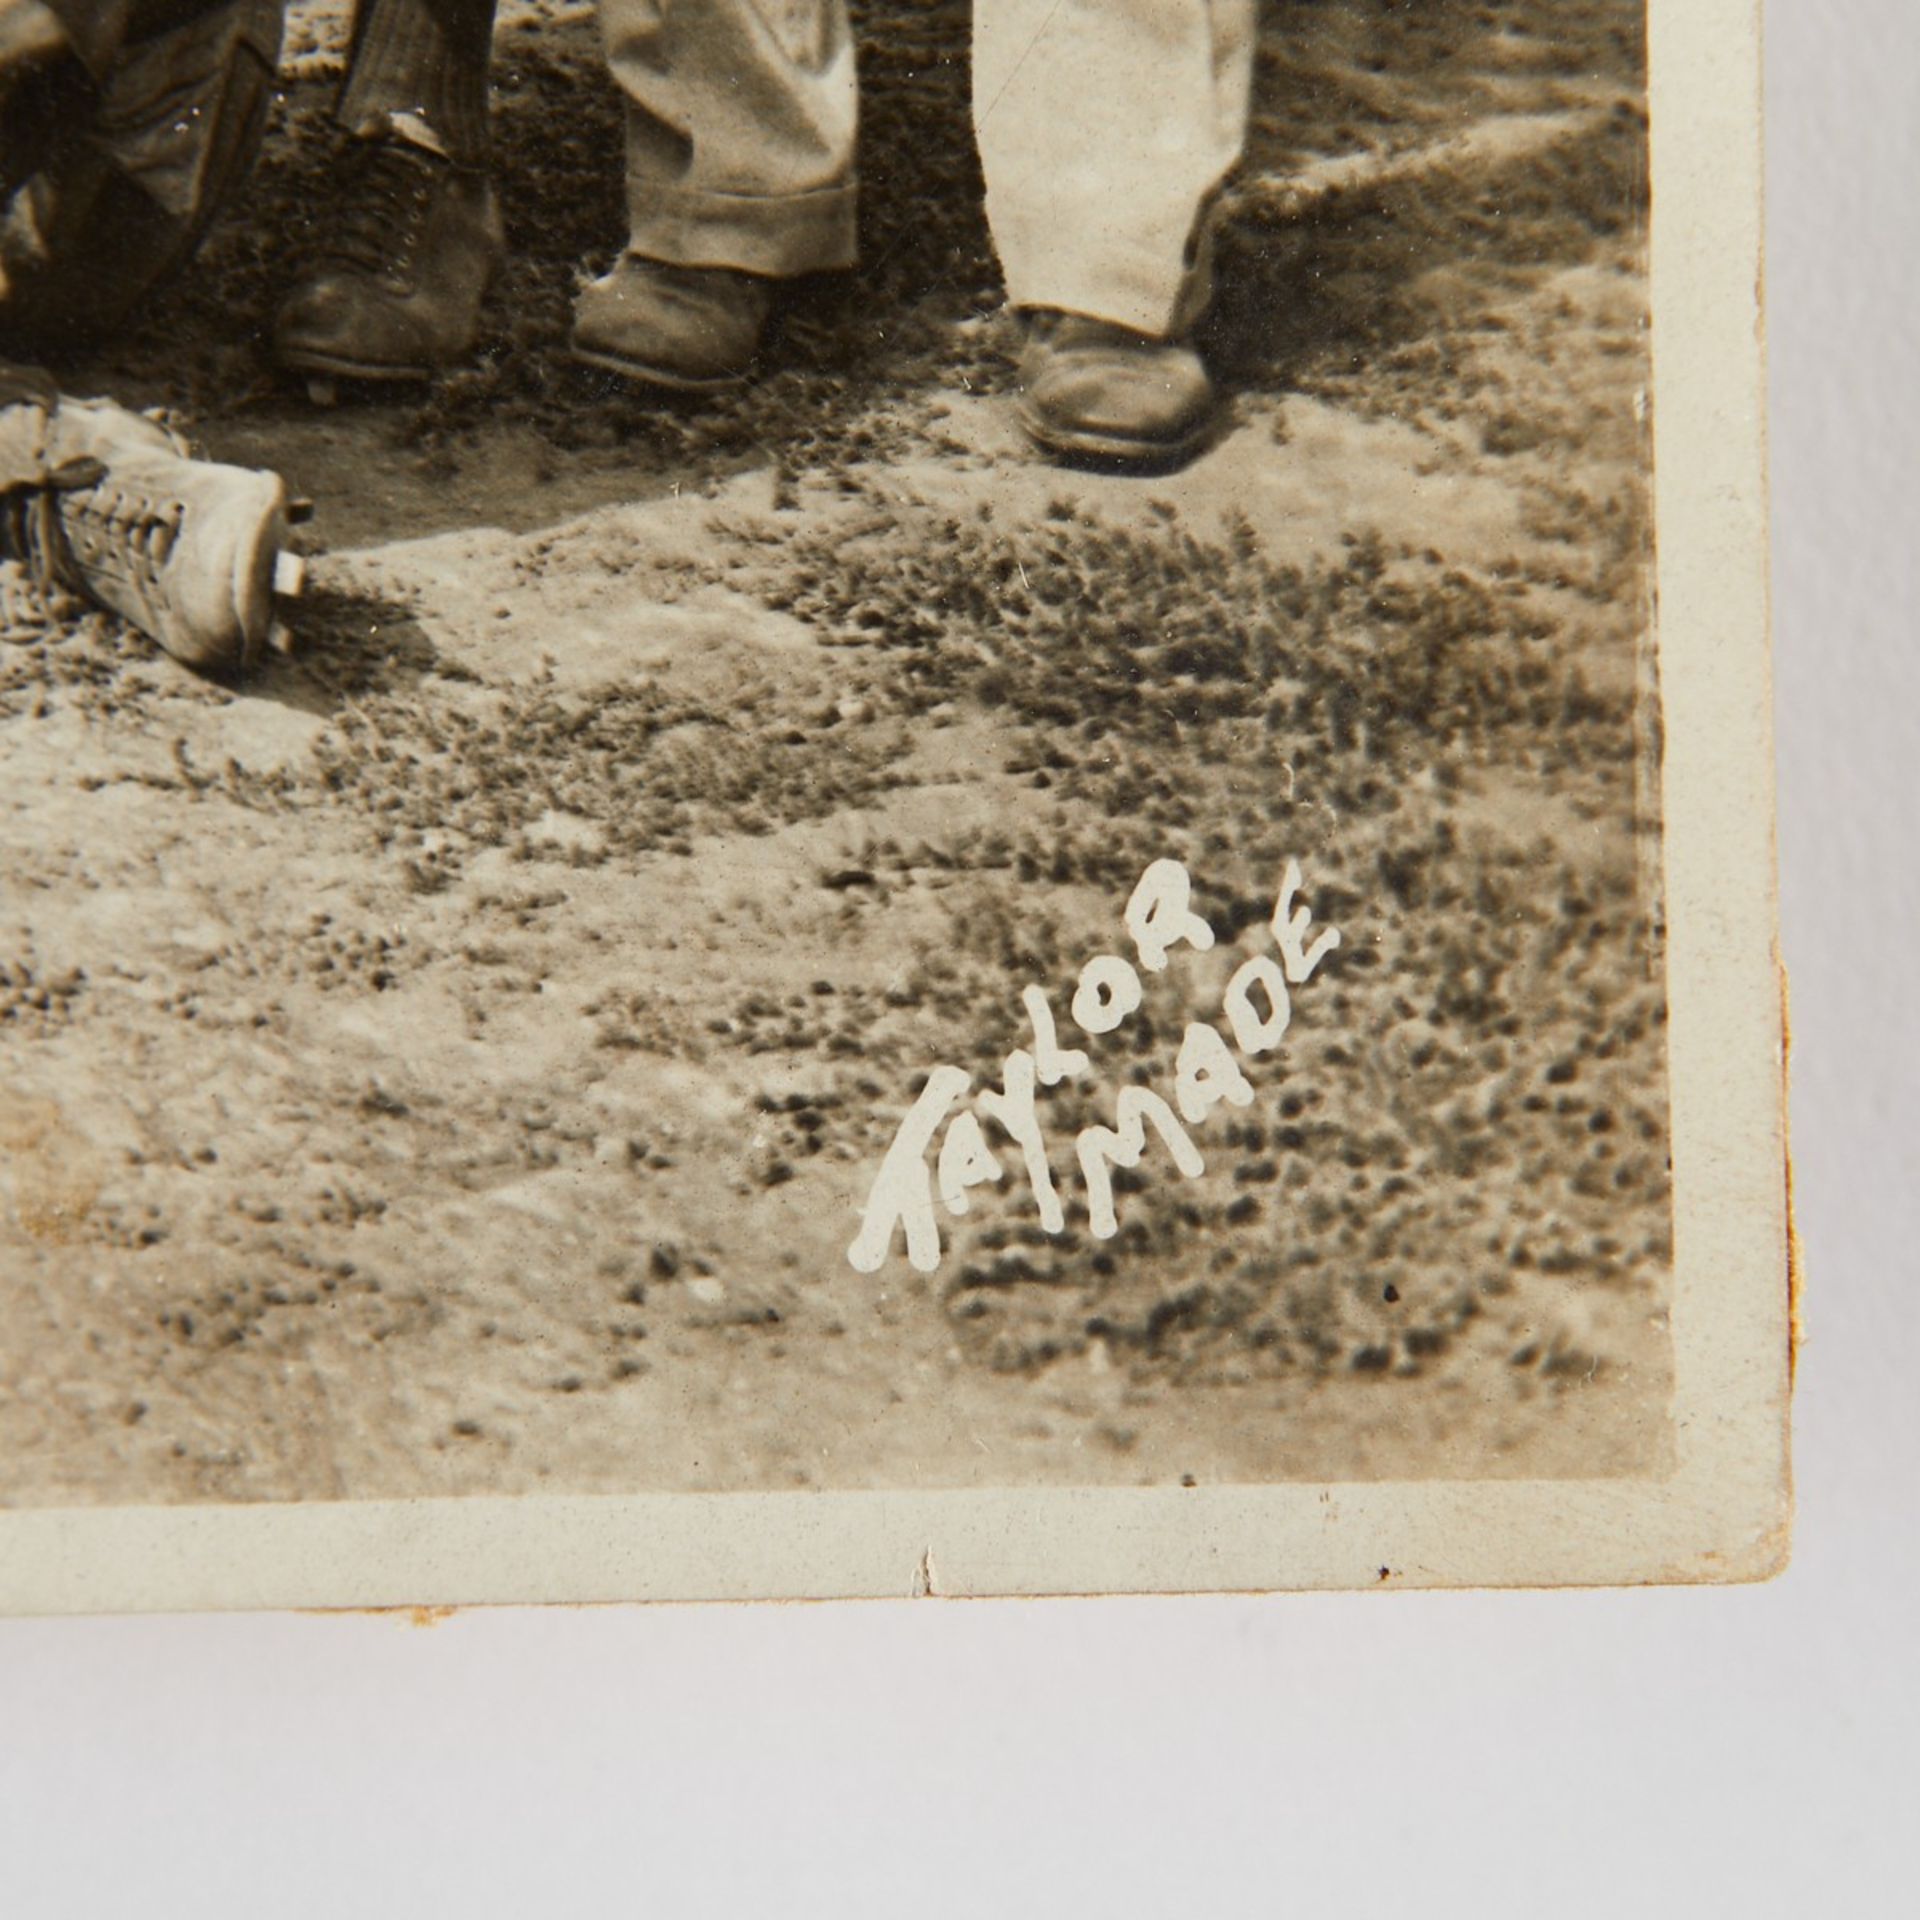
[606,0,1255,336]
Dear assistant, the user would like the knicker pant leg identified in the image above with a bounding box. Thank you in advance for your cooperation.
[3,0,286,342]
[599,0,857,278]
[41,0,255,71]
[36,0,255,81]
[973,0,1254,337]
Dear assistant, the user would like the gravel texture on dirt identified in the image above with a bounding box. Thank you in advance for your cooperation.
[0,0,1669,1502]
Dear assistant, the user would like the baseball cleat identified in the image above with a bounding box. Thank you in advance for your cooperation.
[273,123,504,387]
[1,395,300,674]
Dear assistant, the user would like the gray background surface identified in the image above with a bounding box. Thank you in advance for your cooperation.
[0,3,1912,1911]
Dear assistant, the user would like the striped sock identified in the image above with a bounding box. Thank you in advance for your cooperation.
[336,0,497,169]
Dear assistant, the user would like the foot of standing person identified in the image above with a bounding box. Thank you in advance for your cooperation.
[273,115,503,388]
[1014,309,1218,469]
[569,256,773,393]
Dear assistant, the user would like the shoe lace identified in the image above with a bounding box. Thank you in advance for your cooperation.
[320,137,442,283]
[0,481,59,585]
[59,475,183,618]
[0,459,183,640]
[0,555,63,644]
[0,477,90,639]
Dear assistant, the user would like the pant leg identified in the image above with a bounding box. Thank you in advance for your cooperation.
[16,0,251,173]
[600,0,856,278]
[973,0,1254,337]
[3,0,283,342]
[39,0,233,81]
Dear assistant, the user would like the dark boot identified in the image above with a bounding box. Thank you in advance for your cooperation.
[1014,309,1218,469]
[272,122,503,382]
[570,255,772,392]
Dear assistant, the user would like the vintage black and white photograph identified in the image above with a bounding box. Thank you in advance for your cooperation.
[0,0,1784,1605]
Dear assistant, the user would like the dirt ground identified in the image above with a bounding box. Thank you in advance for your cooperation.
[0,0,1672,1504]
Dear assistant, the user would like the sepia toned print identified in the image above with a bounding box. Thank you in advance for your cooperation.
[0,0,1783,1604]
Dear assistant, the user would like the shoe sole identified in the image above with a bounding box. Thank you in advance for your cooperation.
[227,485,291,676]
[569,344,749,395]
[277,350,435,383]
[149,473,289,677]
[1014,399,1214,472]
[159,477,288,678]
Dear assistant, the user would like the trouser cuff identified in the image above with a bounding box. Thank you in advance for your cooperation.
[626,180,857,279]
[1004,236,1212,340]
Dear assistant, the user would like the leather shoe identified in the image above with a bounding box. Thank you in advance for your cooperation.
[2,391,295,673]
[570,256,772,392]
[274,126,503,381]
[1015,309,1217,467]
